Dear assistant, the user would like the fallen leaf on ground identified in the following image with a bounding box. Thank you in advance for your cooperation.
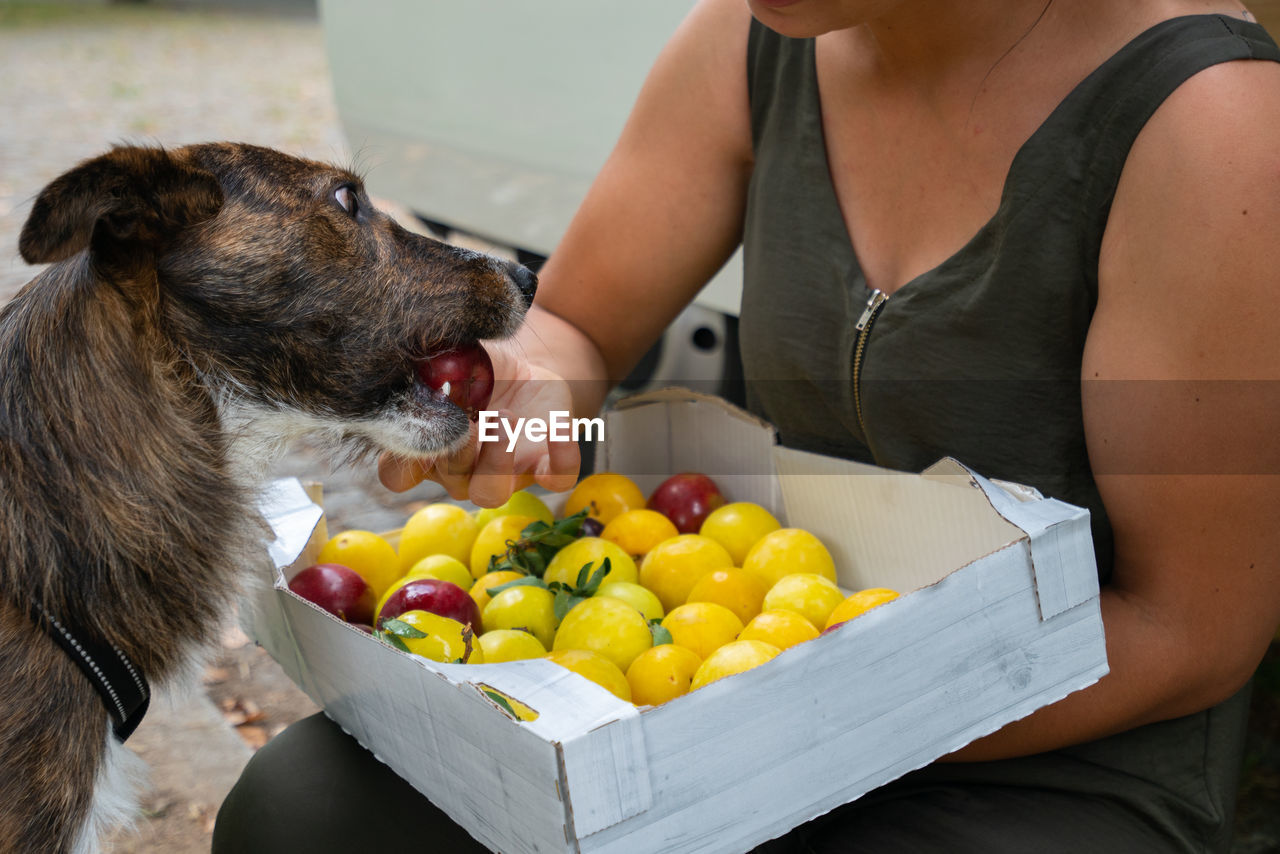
[237,725,270,750]
[218,697,266,727]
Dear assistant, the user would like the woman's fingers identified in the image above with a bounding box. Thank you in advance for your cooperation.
[379,430,574,506]
[467,434,520,508]
[432,436,480,500]
[536,430,581,493]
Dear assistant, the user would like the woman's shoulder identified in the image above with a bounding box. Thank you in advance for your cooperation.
[1153,46,1280,130]
[638,0,754,137]
[1099,38,1280,377]
[1063,14,1280,255]
[1124,52,1280,204]
[630,0,755,170]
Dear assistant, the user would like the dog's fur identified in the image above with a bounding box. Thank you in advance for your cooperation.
[0,142,534,853]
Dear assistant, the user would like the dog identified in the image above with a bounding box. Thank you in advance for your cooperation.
[0,142,536,853]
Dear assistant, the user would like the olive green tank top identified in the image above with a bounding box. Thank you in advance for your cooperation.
[740,14,1280,584]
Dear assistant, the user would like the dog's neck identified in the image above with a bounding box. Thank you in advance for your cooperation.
[213,394,354,489]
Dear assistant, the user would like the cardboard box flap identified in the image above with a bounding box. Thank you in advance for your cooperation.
[922,458,1045,503]
[772,447,1026,593]
[965,470,1099,620]
[248,479,330,700]
[259,478,325,570]
[919,459,1098,620]
[607,387,775,433]
[599,389,781,514]
[918,457,981,489]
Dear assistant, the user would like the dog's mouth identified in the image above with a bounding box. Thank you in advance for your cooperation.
[412,341,495,421]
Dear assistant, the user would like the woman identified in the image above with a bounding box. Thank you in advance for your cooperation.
[216,1,1280,850]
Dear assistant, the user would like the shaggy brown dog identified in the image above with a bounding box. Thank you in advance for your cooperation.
[0,143,535,853]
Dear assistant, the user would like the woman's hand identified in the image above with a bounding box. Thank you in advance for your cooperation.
[379,354,579,506]
[379,307,611,507]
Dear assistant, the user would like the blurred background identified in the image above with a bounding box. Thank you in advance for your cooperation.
[1,1,1276,851]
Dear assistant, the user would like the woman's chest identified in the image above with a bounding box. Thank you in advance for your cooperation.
[810,33,1106,296]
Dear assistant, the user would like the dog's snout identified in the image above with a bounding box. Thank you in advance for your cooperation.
[508,262,538,308]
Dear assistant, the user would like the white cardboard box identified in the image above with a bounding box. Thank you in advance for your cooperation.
[245,390,1108,854]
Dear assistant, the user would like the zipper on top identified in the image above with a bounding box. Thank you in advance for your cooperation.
[852,288,888,439]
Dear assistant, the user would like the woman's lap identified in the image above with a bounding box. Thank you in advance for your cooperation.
[212,713,491,853]
[213,712,1187,854]
[767,779,1182,854]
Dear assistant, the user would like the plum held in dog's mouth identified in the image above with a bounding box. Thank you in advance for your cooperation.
[415,341,495,420]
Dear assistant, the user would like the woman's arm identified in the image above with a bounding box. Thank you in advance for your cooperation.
[949,58,1280,761]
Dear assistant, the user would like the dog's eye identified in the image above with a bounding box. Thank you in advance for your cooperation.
[334,184,359,217]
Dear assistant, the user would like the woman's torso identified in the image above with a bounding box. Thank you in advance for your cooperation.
[737,11,1278,851]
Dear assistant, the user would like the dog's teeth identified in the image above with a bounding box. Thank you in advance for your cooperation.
[416,343,495,415]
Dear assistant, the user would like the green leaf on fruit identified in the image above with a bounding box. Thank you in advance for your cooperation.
[524,549,548,577]
[553,589,587,622]
[379,633,411,653]
[580,559,609,597]
[520,519,551,539]
[487,510,592,578]
[488,576,549,596]
[553,509,589,536]
[521,521,574,550]
[557,558,610,600]
[380,619,428,639]
[525,509,589,547]
[650,621,673,646]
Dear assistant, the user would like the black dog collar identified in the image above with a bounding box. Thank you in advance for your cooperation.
[29,601,151,742]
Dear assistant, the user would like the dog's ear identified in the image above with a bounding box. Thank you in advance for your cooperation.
[19,146,223,265]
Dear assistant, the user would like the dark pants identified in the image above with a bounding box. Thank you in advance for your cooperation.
[213,711,1218,853]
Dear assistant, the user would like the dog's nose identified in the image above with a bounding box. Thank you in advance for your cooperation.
[508,262,538,308]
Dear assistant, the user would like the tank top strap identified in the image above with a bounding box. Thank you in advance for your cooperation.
[1009,14,1280,300]
[747,18,817,159]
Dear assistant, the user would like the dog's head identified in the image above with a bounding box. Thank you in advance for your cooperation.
[19,142,536,458]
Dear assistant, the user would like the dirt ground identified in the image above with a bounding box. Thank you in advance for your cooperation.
[1,3,1278,853]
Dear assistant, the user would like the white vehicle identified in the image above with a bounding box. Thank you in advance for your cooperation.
[319,1,743,400]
